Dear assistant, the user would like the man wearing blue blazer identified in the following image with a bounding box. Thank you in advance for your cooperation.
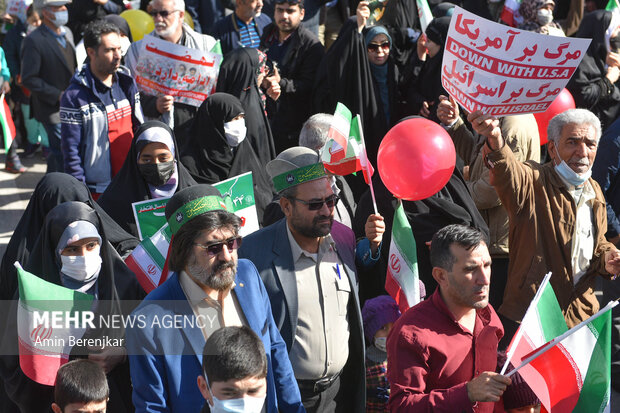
[238,147,366,413]
[126,184,305,413]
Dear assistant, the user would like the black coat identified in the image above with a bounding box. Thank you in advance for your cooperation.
[260,24,325,153]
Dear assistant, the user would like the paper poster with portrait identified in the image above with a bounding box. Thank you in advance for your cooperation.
[133,35,222,107]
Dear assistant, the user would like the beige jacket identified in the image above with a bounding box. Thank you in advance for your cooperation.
[488,144,614,327]
[449,114,540,256]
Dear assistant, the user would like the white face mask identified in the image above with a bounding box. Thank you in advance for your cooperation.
[208,394,266,413]
[52,10,69,27]
[60,246,102,283]
[374,336,387,353]
[27,24,38,35]
[536,8,553,26]
[553,145,591,187]
[224,118,247,147]
[120,36,131,56]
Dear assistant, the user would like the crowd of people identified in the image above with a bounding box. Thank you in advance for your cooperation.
[0,0,620,411]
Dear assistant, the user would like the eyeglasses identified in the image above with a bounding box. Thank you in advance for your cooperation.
[367,42,390,52]
[148,9,180,18]
[194,237,243,256]
[289,194,340,211]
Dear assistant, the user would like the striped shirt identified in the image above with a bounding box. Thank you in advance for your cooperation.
[235,14,261,48]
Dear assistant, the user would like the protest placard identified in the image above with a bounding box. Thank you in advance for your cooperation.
[441,6,591,116]
[6,0,30,23]
[133,35,222,107]
[132,172,259,240]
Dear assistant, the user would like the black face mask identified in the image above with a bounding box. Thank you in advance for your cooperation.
[610,35,620,53]
[138,161,175,186]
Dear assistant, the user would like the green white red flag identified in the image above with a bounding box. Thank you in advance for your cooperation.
[0,92,16,151]
[384,200,420,313]
[125,223,172,293]
[416,0,434,32]
[505,274,614,413]
[15,262,93,386]
[320,103,374,184]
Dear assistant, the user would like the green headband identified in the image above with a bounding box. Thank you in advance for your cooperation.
[167,195,228,235]
[272,163,327,193]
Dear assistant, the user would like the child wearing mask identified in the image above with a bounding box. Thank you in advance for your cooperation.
[362,295,401,413]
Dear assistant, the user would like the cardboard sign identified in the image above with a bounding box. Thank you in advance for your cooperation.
[133,35,222,107]
[441,7,591,116]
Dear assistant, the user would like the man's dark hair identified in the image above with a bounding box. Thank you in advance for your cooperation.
[275,0,305,9]
[430,224,486,271]
[202,326,268,383]
[54,359,109,410]
[168,211,241,272]
[83,19,120,51]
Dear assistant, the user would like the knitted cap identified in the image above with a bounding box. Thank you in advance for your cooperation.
[165,185,229,235]
[267,147,327,193]
[497,352,540,410]
[362,295,401,342]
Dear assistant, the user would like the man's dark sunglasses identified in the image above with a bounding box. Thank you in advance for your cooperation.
[194,237,243,256]
[290,194,340,211]
[148,9,180,18]
[367,41,390,52]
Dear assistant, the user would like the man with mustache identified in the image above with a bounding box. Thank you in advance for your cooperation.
[126,184,304,413]
[125,0,217,136]
[471,108,620,346]
[387,224,510,412]
[239,147,365,413]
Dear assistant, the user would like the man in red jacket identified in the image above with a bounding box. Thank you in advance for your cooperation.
[387,224,511,412]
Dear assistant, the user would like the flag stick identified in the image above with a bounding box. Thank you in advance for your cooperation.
[506,300,619,378]
[357,116,378,215]
[500,272,552,375]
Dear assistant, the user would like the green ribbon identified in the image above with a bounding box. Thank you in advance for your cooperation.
[272,163,327,193]
[167,195,227,235]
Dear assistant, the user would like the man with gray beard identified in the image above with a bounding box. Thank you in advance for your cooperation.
[126,184,304,413]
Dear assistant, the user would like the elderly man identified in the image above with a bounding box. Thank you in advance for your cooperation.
[210,0,271,55]
[387,224,510,412]
[471,108,620,343]
[22,0,77,173]
[125,0,217,135]
[126,185,304,413]
[239,147,365,413]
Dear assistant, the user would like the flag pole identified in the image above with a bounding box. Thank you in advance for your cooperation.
[357,116,378,215]
[506,300,619,378]
[500,272,552,375]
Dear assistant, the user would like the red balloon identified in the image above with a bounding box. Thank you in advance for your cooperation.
[378,118,456,201]
[533,89,576,145]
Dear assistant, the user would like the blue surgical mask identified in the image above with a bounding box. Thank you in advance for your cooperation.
[374,336,387,353]
[553,145,591,187]
[208,395,266,413]
[52,10,68,27]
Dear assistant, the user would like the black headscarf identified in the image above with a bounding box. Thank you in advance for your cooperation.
[103,14,133,42]
[313,18,402,167]
[98,120,196,238]
[0,201,143,413]
[575,10,614,54]
[0,173,139,301]
[405,16,451,125]
[215,48,276,167]
[179,93,274,224]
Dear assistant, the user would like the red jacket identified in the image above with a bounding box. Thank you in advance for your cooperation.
[387,289,504,412]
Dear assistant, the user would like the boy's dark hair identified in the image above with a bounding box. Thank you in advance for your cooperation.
[168,211,241,272]
[83,19,120,51]
[54,359,109,410]
[430,224,486,271]
[202,326,268,384]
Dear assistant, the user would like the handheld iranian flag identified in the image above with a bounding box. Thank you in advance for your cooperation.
[0,92,16,151]
[507,298,616,413]
[385,200,420,313]
[125,223,172,293]
[606,0,620,12]
[321,103,375,183]
[416,0,433,32]
[500,0,523,27]
[15,262,93,386]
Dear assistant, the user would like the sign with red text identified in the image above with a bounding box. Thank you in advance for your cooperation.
[133,35,222,107]
[441,7,590,116]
